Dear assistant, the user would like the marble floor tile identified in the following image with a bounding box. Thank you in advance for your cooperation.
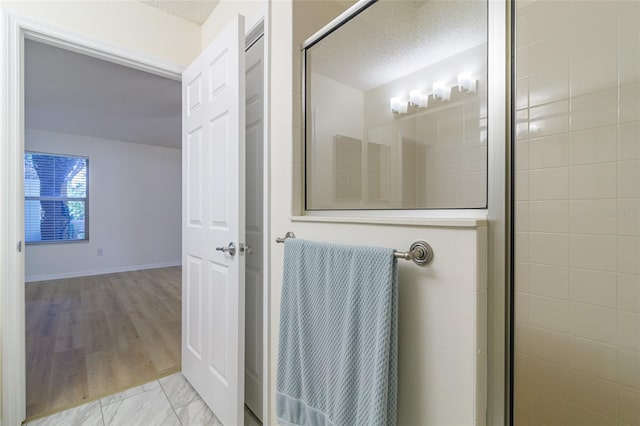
[26,400,103,426]
[102,386,179,426]
[100,380,160,407]
[159,373,200,409]
[175,398,222,426]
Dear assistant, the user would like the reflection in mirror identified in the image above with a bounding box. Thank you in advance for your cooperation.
[304,0,488,210]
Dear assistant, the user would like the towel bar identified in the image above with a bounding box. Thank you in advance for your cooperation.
[274,232,434,266]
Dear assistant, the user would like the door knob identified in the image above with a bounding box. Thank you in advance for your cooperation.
[216,242,236,256]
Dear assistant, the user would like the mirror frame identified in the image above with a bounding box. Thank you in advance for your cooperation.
[301,0,491,212]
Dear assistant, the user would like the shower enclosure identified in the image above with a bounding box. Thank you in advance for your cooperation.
[512,0,640,424]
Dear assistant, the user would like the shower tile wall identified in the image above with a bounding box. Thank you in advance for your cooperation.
[514,1,640,425]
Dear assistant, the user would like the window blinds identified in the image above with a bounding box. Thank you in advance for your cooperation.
[24,152,89,243]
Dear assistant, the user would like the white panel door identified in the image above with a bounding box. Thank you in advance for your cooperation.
[182,15,246,426]
[244,35,264,421]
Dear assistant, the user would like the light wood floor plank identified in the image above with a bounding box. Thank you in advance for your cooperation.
[26,266,181,421]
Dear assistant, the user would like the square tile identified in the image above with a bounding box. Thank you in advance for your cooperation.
[528,387,571,426]
[527,356,571,400]
[569,235,617,272]
[526,326,571,367]
[529,167,568,200]
[517,1,569,47]
[530,295,569,333]
[529,264,569,299]
[529,66,569,107]
[570,302,617,345]
[569,199,617,235]
[569,268,616,308]
[569,26,617,97]
[529,200,568,233]
[568,336,617,382]
[529,100,569,138]
[529,133,569,169]
[527,34,570,77]
[569,162,617,200]
[569,125,617,165]
[570,88,618,131]
[568,370,618,419]
[529,232,569,266]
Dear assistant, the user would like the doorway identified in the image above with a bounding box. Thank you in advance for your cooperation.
[23,38,183,420]
[2,13,270,426]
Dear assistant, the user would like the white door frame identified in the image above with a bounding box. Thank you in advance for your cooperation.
[1,10,271,426]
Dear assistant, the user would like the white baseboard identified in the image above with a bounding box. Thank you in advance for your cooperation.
[25,261,182,283]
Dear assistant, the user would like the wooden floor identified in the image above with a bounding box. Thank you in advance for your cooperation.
[25,267,181,420]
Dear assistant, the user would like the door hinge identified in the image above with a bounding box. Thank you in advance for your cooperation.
[17,240,22,253]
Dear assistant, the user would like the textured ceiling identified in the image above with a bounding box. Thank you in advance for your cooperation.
[25,40,181,149]
[139,0,219,24]
[308,0,487,92]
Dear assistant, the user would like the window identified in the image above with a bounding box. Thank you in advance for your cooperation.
[24,152,88,243]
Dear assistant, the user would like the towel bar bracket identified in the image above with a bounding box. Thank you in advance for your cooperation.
[394,241,433,266]
[275,232,434,267]
[275,231,296,243]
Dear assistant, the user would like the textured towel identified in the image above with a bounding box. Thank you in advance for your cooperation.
[276,239,398,426]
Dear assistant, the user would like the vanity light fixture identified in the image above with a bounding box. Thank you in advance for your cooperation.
[409,89,428,108]
[432,81,451,101]
[390,96,408,114]
[457,72,477,93]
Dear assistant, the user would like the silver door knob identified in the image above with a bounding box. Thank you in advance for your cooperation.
[216,242,236,256]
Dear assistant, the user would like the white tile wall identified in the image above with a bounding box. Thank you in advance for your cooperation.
[515,1,640,424]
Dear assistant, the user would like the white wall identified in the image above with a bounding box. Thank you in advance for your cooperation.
[0,0,201,67]
[24,129,181,281]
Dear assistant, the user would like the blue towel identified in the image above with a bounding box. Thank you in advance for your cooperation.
[276,239,398,426]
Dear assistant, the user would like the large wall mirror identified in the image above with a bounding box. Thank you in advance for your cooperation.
[303,0,488,210]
